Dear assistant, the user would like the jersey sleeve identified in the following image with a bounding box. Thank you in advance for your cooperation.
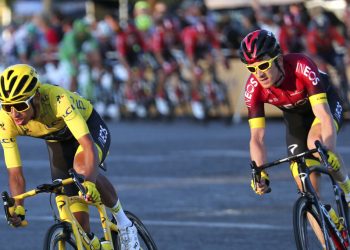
[0,113,22,168]
[53,90,90,140]
[295,55,327,106]
[116,33,127,57]
[152,29,163,53]
[244,76,266,128]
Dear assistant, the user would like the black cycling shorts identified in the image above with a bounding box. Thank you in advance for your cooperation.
[283,77,344,157]
[46,109,111,195]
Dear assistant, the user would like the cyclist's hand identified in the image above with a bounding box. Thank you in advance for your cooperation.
[9,205,26,227]
[81,181,101,202]
[327,151,340,171]
[251,171,270,195]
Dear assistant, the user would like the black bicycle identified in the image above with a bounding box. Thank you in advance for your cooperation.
[251,140,350,250]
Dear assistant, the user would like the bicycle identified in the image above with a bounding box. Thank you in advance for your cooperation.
[2,168,157,250]
[251,140,350,250]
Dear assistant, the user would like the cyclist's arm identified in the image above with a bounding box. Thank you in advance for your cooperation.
[54,91,98,181]
[7,167,25,206]
[0,132,25,204]
[249,118,270,194]
[76,134,100,182]
[311,100,337,151]
[250,125,267,166]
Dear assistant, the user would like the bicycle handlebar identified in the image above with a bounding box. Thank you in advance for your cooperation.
[1,168,87,227]
[250,140,330,194]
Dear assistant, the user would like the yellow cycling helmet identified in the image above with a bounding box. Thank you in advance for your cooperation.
[0,64,41,103]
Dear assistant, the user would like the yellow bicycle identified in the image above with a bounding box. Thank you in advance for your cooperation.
[2,169,157,250]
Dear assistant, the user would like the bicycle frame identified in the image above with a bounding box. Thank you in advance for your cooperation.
[1,171,119,250]
[55,193,118,249]
[251,140,350,249]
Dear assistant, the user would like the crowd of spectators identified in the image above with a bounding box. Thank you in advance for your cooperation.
[1,0,350,121]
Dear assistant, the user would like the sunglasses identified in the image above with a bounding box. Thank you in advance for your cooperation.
[246,55,279,74]
[1,93,35,113]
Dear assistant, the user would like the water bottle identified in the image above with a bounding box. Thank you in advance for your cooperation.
[325,204,342,230]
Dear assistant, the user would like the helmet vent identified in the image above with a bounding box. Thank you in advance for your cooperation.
[17,75,29,91]
[24,77,38,94]
[6,70,14,80]
[0,76,9,98]
[9,76,18,94]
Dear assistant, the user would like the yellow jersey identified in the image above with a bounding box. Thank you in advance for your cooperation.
[0,84,93,168]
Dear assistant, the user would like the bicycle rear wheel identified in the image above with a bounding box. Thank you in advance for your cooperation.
[293,196,335,250]
[43,222,77,250]
[112,211,157,250]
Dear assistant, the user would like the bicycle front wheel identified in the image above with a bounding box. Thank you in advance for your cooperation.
[112,211,157,250]
[43,222,77,250]
[293,196,335,250]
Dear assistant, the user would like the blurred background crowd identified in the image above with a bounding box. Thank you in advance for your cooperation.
[0,0,350,123]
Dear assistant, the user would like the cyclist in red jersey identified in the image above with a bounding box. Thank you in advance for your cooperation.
[152,18,184,115]
[116,23,152,117]
[239,29,350,202]
[182,21,224,100]
[306,14,350,108]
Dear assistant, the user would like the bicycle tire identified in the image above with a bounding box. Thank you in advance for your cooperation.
[43,222,77,250]
[111,211,158,250]
[293,196,336,250]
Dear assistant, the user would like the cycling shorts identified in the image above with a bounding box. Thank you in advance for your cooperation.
[46,109,111,196]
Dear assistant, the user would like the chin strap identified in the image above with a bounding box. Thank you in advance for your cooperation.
[30,96,37,119]
[273,59,285,87]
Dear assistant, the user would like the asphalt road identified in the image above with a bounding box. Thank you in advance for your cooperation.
[0,119,350,250]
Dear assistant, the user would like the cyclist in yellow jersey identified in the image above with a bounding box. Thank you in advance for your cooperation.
[0,64,140,250]
[239,30,350,202]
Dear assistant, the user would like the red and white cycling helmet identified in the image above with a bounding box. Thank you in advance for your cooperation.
[239,29,281,64]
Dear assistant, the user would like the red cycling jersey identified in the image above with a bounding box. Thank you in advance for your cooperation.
[181,25,220,58]
[245,53,328,120]
[116,28,146,57]
[306,26,346,55]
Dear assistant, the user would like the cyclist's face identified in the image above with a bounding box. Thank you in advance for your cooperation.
[9,104,33,125]
[8,94,38,125]
[248,56,282,88]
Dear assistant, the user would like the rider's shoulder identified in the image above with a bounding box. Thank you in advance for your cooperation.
[39,84,75,106]
[0,110,17,132]
[283,53,315,66]
[39,84,69,96]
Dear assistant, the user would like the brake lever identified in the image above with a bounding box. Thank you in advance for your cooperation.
[250,161,271,194]
[250,161,260,189]
[315,140,331,169]
[68,169,87,199]
[2,191,15,224]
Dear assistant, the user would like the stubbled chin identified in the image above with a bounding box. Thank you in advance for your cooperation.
[14,119,25,125]
[260,80,272,88]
